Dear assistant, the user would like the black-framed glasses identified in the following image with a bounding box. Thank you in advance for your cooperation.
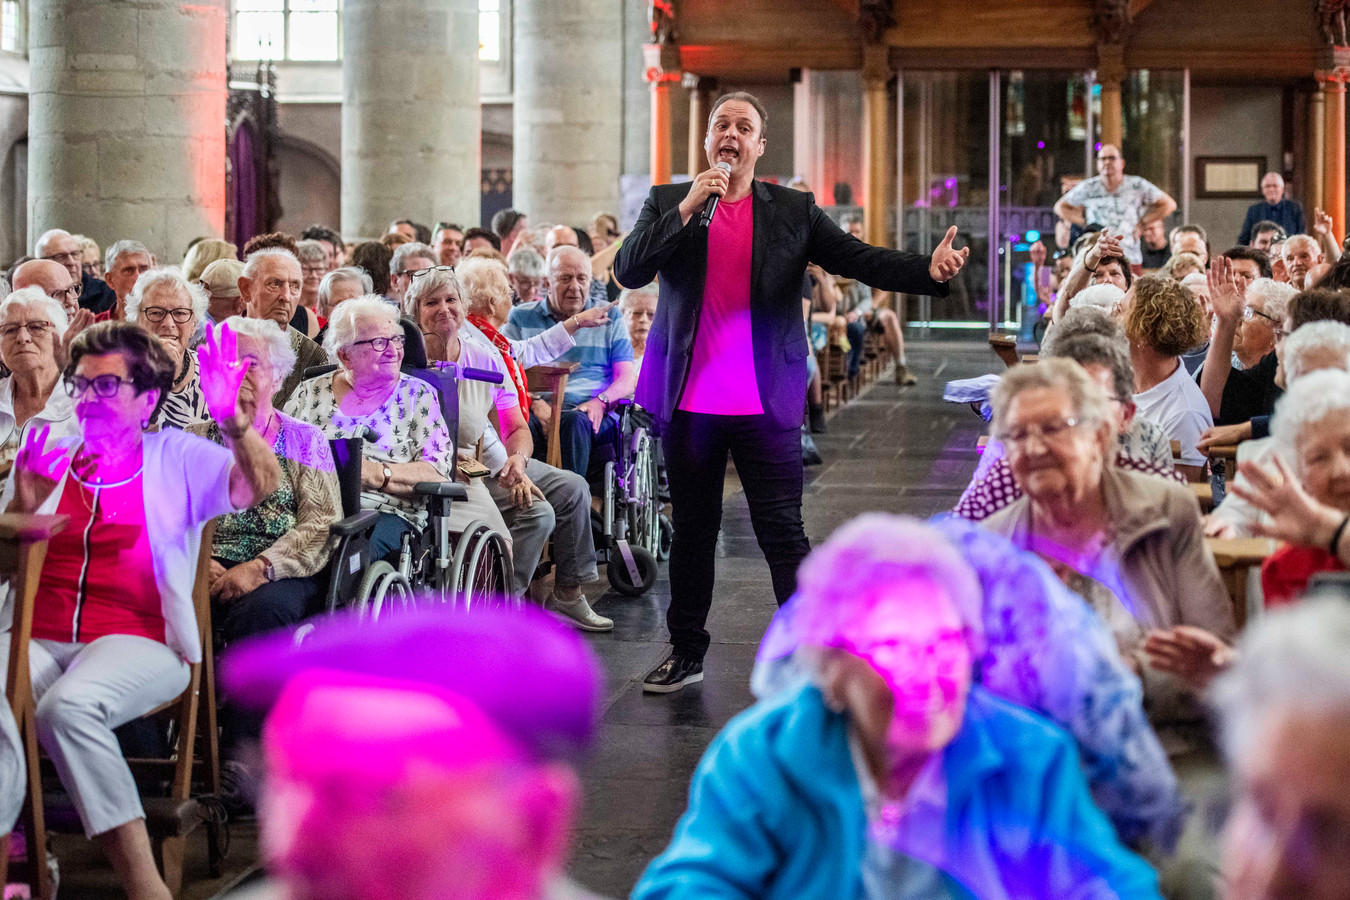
[48,283,82,303]
[352,335,406,353]
[141,306,195,324]
[41,250,81,265]
[0,321,54,339]
[1243,306,1277,324]
[409,265,455,279]
[64,374,137,399]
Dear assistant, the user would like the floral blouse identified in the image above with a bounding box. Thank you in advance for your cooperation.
[283,371,454,529]
[187,413,342,579]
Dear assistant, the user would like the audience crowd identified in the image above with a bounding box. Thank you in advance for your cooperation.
[1,145,1350,900]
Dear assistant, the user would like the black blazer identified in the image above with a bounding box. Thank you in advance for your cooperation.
[614,179,950,431]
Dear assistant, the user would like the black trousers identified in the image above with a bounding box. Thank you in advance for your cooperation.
[664,410,811,661]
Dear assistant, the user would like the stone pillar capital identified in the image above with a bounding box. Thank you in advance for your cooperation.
[1095,43,1126,85]
[643,43,683,85]
[862,43,890,89]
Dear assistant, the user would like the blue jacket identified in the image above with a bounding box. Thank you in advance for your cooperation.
[633,684,1161,900]
[1238,199,1305,244]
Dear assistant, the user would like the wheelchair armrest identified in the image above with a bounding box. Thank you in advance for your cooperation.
[330,509,382,538]
[414,481,469,501]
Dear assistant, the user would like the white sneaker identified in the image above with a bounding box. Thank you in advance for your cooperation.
[545,592,614,632]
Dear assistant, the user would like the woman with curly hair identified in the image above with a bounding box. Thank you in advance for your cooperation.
[1124,274,1213,477]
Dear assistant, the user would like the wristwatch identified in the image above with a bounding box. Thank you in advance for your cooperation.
[597,392,611,408]
[379,464,393,490]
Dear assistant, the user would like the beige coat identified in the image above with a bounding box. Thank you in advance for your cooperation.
[983,466,1235,742]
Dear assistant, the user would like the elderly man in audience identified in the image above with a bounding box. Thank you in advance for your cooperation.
[1051,230,1133,322]
[505,245,636,479]
[1210,598,1350,900]
[544,224,611,307]
[1208,323,1350,542]
[316,265,371,322]
[74,234,102,280]
[0,319,278,900]
[1121,275,1213,476]
[388,241,438,310]
[96,240,154,322]
[0,286,76,469]
[11,257,85,321]
[34,228,115,314]
[636,515,1162,899]
[199,258,247,328]
[285,297,456,563]
[1200,262,1301,427]
[238,247,328,407]
[621,283,658,386]
[181,238,237,285]
[408,264,611,630]
[431,222,464,270]
[955,310,1177,521]
[1170,224,1210,265]
[294,239,330,322]
[185,315,340,810]
[982,359,1234,719]
[1283,234,1323,290]
[1239,172,1306,245]
[125,268,212,429]
[508,246,546,306]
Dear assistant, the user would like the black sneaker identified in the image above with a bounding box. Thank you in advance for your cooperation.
[808,404,828,434]
[642,653,704,693]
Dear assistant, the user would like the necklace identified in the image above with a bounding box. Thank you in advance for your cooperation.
[172,349,193,391]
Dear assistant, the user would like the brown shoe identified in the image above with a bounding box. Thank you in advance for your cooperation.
[896,364,918,386]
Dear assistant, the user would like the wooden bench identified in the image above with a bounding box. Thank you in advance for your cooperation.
[1206,536,1278,629]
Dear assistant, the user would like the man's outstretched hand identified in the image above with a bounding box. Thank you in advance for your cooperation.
[929,226,970,283]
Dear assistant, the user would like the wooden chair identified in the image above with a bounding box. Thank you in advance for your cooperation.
[0,514,69,899]
[525,363,579,470]
[817,343,851,412]
[1207,536,1278,629]
[989,333,1020,368]
[19,521,221,898]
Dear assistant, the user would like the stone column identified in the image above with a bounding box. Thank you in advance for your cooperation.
[514,0,623,225]
[861,45,891,247]
[28,0,227,261]
[685,74,717,178]
[1322,73,1347,245]
[1096,44,1125,150]
[645,43,680,188]
[342,0,479,239]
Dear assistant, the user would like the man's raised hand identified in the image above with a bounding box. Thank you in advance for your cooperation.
[929,226,970,283]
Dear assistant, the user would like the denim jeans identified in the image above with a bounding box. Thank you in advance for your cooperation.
[663,410,811,661]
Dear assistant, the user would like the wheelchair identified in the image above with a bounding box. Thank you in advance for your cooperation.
[312,320,514,619]
[591,400,671,597]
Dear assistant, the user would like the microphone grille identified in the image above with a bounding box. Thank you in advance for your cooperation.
[716,160,732,172]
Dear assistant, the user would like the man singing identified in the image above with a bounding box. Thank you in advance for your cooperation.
[614,91,968,693]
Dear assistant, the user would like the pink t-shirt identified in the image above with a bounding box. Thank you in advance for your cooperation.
[678,194,764,415]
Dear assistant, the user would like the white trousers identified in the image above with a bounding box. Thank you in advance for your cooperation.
[0,633,189,837]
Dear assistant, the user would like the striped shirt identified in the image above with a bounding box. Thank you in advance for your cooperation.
[503,296,633,409]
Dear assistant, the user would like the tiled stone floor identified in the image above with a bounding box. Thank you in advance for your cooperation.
[48,338,997,899]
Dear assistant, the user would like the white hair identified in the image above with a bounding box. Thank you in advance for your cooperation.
[0,285,69,337]
[324,295,401,370]
[1270,368,1350,477]
[1245,277,1298,324]
[105,239,150,273]
[1212,597,1350,760]
[221,315,297,383]
[619,283,659,311]
[125,267,209,339]
[507,248,546,278]
[546,244,590,273]
[33,228,72,258]
[403,265,462,319]
[1068,283,1125,313]
[1284,234,1321,256]
[295,239,328,265]
[1285,320,1350,383]
[318,266,373,314]
[242,246,300,280]
[390,241,436,275]
[454,257,506,318]
[1180,272,1207,291]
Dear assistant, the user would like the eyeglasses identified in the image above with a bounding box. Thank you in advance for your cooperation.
[1096,155,1122,162]
[409,265,455,279]
[0,321,54,339]
[141,306,195,324]
[47,283,82,303]
[42,251,81,265]
[64,374,137,399]
[1243,306,1277,324]
[998,417,1085,448]
[351,335,405,353]
[302,265,327,276]
[1274,326,1292,343]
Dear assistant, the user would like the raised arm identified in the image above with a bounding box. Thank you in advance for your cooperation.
[1199,256,1245,420]
[197,322,280,509]
[806,206,961,296]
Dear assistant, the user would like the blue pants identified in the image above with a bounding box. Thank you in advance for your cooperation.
[846,318,868,378]
[368,512,419,563]
[529,409,619,480]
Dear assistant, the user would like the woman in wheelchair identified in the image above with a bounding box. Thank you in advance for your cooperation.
[0,320,279,900]
[284,296,457,563]
[406,266,611,631]
[185,316,340,805]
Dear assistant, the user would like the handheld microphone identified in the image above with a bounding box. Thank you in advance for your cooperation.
[699,161,733,228]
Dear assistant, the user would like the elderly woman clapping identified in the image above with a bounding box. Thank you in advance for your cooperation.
[0,319,277,899]
[0,286,76,470]
[981,359,1234,710]
[186,316,341,801]
[126,267,211,429]
[284,296,455,562]
[635,515,1160,899]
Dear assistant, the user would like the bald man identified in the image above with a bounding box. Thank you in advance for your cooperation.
[544,225,608,306]
[11,259,81,318]
[32,228,115,314]
[1239,172,1305,245]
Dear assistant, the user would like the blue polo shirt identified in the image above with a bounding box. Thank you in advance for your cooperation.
[504,297,633,409]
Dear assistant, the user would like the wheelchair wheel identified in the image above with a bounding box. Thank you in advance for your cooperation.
[607,542,658,597]
[458,525,516,610]
[657,513,673,561]
[355,560,415,621]
[626,428,663,557]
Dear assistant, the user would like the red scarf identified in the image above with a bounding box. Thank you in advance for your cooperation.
[468,315,531,418]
